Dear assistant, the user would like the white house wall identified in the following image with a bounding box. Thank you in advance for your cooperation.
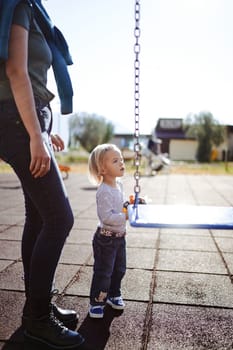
[170,140,198,161]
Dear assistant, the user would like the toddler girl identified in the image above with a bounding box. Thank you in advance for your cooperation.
[88,144,127,318]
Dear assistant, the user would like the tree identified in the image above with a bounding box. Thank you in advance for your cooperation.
[69,112,114,152]
[184,112,225,162]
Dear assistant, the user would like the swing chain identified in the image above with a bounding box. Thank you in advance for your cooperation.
[134,0,141,195]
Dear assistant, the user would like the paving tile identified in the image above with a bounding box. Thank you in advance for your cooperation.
[0,262,24,291]
[0,215,23,226]
[154,271,233,307]
[66,266,92,296]
[0,290,25,339]
[215,237,233,253]
[73,218,98,230]
[63,297,146,350]
[126,231,159,248]
[0,225,8,233]
[0,241,21,260]
[127,247,155,269]
[53,263,83,293]
[66,228,93,245]
[0,225,23,241]
[157,250,227,274]
[148,304,233,350]
[0,260,13,273]
[59,244,92,265]
[128,226,159,235]
[67,266,152,302]
[212,229,233,238]
[122,268,151,301]
[159,234,217,251]
[105,301,146,350]
[160,228,211,236]
[1,173,233,350]
[222,252,233,274]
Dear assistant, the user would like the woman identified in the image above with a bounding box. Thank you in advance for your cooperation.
[0,0,84,348]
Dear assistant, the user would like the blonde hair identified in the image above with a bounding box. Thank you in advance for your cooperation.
[88,143,121,185]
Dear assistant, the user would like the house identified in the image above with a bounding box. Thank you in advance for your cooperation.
[154,118,197,161]
[52,111,233,161]
[112,118,233,162]
[110,133,151,160]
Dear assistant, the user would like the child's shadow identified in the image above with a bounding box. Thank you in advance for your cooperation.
[78,305,123,350]
[1,305,123,350]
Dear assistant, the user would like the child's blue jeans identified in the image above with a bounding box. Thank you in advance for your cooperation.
[90,229,126,306]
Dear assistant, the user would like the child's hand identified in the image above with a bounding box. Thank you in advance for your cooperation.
[123,207,129,220]
[129,195,146,205]
[51,134,65,152]
[139,197,146,204]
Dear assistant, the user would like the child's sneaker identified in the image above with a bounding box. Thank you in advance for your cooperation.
[89,305,104,318]
[107,296,125,310]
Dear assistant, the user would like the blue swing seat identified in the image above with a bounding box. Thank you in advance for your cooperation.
[128,204,233,229]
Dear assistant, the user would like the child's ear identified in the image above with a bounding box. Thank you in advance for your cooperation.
[99,167,106,175]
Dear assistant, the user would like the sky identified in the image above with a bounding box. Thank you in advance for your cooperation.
[44,0,233,136]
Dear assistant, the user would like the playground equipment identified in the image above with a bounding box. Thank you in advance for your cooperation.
[128,1,233,230]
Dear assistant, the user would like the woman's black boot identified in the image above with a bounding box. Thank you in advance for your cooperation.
[23,290,79,330]
[24,312,84,349]
[51,302,78,330]
[50,289,79,329]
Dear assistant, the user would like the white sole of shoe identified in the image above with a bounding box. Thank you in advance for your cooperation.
[106,300,125,310]
[89,312,104,319]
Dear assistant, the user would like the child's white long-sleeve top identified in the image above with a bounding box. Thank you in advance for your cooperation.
[96,181,126,234]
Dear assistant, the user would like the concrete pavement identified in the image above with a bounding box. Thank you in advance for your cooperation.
[0,170,233,349]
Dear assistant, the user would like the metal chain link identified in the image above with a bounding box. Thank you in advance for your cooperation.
[134,0,141,196]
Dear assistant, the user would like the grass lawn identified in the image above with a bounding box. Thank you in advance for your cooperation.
[169,161,233,175]
[0,157,232,175]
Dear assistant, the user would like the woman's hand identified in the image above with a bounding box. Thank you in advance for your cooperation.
[51,134,65,152]
[29,137,51,178]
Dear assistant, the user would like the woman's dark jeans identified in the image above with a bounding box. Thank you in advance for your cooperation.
[90,231,126,306]
[0,100,74,316]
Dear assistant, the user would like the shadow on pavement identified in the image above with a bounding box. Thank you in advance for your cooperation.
[1,326,24,350]
[77,305,123,350]
[1,306,122,350]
